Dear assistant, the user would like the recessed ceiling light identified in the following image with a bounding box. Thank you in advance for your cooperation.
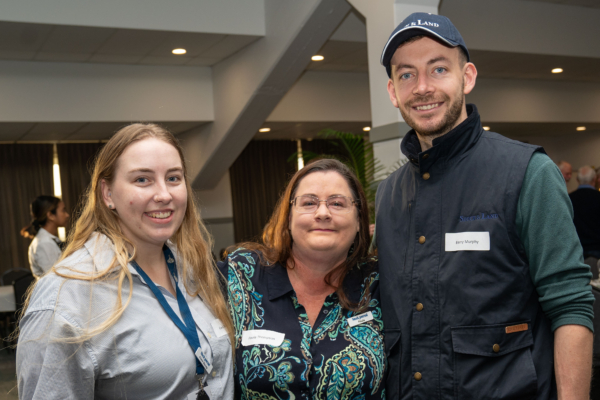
[172,48,187,55]
[483,126,490,131]
[551,68,563,74]
[363,127,371,132]
[259,128,271,132]
[577,126,586,131]
[311,55,324,61]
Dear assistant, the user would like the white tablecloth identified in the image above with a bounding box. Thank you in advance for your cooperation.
[0,285,16,312]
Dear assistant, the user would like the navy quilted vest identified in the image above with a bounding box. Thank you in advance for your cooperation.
[376,105,555,399]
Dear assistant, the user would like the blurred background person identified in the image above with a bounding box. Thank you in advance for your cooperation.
[570,166,600,259]
[20,195,69,278]
[558,160,573,184]
[219,159,385,399]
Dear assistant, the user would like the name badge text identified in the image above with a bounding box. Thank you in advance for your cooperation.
[347,311,373,327]
[211,319,228,338]
[445,232,490,252]
[241,330,285,347]
[195,348,213,374]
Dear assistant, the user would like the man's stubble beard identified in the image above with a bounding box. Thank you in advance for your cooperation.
[398,80,465,138]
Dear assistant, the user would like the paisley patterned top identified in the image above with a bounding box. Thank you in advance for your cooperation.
[217,248,386,400]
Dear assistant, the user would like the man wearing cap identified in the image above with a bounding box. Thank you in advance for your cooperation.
[375,12,593,399]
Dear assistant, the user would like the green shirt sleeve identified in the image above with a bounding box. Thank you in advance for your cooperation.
[516,151,594,332]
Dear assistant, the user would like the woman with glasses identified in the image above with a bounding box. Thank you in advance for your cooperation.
[218,159,385,399]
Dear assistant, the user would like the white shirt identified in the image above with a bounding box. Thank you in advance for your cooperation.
[17,233,234,400]
[28,227,62,277]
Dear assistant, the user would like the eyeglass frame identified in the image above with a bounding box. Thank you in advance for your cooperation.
[290,194,358,214]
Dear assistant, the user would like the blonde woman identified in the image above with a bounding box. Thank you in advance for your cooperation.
[16,124,234,400]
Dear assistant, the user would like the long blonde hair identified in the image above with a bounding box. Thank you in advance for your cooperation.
[20,123,234,346]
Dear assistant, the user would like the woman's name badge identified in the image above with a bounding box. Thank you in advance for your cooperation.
[241,330,285,346]
[195,348,213,374]
[347,311,373,327]
[211,319,228,338]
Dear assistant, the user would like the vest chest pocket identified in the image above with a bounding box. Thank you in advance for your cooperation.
[451,322,537,400]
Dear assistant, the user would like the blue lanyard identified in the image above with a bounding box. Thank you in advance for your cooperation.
[131,246,204,376]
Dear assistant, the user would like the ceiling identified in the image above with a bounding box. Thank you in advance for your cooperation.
[253,121,371,140]
[0,4,598,142]
[7,121,596,143]
[0,21,260,66]
[483,122,600,138]
[0,121,208,142]
[308,38,600,83]
[253,122,600,141]
[524,0,600,8]
[306,40,368,73]
[470,50,600,83]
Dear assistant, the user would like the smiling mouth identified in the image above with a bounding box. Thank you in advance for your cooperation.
[414,103,442,111]
[146,211,172,219]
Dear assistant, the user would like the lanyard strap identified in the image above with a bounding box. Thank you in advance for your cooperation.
[131,246,204,375]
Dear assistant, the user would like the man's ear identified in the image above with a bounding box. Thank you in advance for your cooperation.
[387,78,400,108]
[463,62,477,95]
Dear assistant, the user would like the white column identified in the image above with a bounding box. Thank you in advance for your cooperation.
[195,172,235,254]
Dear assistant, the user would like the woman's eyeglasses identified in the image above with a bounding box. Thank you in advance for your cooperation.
[291,195,357,214]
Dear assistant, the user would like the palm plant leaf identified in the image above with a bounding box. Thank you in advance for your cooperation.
[317,129,384,223]
[289,130,399,223]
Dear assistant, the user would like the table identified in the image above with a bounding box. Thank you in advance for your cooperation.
[0,286,16,312]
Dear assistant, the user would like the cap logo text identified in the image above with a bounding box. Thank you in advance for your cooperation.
[406,20,439,28]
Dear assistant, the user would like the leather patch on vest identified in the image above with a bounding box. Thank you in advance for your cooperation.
[505,323,528,334]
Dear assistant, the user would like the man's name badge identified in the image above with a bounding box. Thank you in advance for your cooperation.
[211,319,228,338]
[241,330,285,346]
[347,311,373,327]
[445,232,490,252]
[195,348,213,374]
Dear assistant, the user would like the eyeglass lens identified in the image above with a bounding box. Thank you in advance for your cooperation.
[294,195,353,214]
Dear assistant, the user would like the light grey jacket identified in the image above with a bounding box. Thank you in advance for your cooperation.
[17,233,233,400]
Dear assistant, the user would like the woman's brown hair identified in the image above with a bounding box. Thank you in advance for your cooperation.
[242,158,372,311]
[19,123,234,347]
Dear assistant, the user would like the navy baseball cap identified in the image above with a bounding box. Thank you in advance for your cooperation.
[381,12,470,78]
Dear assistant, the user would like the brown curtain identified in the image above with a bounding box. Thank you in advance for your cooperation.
[57,143,104,230]
[0,144,53,274]
[229,140,297,243]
